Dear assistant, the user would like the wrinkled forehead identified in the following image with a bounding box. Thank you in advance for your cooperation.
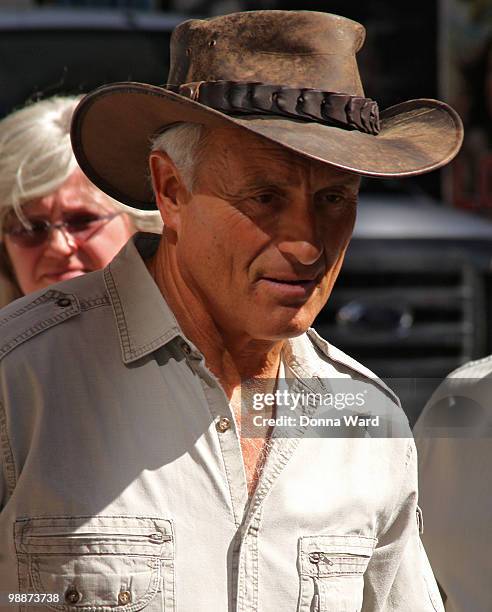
[199,126,361,190]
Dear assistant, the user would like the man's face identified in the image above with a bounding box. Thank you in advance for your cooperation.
[168,127,359,341]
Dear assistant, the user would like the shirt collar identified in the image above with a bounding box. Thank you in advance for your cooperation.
[104,233,380,392]
[104,232,183,364]
[104,233,321,372]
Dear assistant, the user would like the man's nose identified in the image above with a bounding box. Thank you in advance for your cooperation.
[276,207,324,265]
[44,226,77,255]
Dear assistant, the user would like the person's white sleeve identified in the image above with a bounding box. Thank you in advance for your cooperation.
[362,439,444,611]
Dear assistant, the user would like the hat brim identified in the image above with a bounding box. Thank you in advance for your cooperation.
[71,82,463,210]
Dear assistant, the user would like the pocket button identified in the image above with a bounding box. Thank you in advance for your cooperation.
[308,552,333,566]
[149,531,164,543]
[65,588,80,604]
[118,591,132,605]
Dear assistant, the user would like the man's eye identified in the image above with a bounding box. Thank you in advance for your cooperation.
[316,192,345,205]
[252,193,276,205]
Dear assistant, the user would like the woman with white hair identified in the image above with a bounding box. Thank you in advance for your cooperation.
[0,95,162,308]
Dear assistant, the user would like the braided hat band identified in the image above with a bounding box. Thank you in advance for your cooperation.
[168,81,381,135]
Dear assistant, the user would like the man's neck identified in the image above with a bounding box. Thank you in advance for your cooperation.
[146,238,284,397]
[146,237,282,497]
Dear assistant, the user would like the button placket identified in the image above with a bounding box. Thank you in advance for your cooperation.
[201,382,248,527]
[241,375,310,533]
[237,511,261,612]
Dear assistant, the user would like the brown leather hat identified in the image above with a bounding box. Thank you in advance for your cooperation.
[71,10,464,210]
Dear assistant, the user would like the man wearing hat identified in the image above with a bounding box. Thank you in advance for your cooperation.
[0,11,461,611]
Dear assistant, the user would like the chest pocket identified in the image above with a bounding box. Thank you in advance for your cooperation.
[14,516,175,612]
[297,534,377,612]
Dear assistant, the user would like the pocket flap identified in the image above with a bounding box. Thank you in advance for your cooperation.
[299,534,377,577]
[15,515,173,556]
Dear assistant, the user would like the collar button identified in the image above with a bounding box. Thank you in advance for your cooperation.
[180,341,192,356]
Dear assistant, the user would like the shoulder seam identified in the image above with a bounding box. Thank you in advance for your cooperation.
[450,354,492,377]
[0,289,63,328]
[306,327,400,407]
[79,295,111,310]
[0,292,81,363]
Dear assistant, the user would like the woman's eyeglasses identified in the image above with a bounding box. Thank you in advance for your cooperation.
[3,211,122,248]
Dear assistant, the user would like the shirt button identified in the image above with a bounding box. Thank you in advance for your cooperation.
[65,588,80,604]
[216,416,231,432]
[118,591,132,605]
[149,531,164,543]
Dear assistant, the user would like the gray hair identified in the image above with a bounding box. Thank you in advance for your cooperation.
[0,95,163,236]
[150,123,205,192]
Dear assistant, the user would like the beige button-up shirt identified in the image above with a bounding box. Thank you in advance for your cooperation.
[0,234,442,611]
[415,357,492,612]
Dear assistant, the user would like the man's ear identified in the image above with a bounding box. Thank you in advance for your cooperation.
[149,151,188,233]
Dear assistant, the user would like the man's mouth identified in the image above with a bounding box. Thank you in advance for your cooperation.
[264,277,315,285]
[258,276,320,299]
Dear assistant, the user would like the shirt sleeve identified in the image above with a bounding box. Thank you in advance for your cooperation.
[0,399,15,511]
[362,439,444,611]
[414,369,492,612]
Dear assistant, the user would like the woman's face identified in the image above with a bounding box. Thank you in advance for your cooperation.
[3,169,134,295]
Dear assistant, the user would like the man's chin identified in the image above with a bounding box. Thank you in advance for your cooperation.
[251,313,314,341]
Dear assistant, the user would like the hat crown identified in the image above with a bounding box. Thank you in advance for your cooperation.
[168,11,366,96]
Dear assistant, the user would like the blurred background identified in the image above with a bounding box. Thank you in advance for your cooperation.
[0,0,491,423]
